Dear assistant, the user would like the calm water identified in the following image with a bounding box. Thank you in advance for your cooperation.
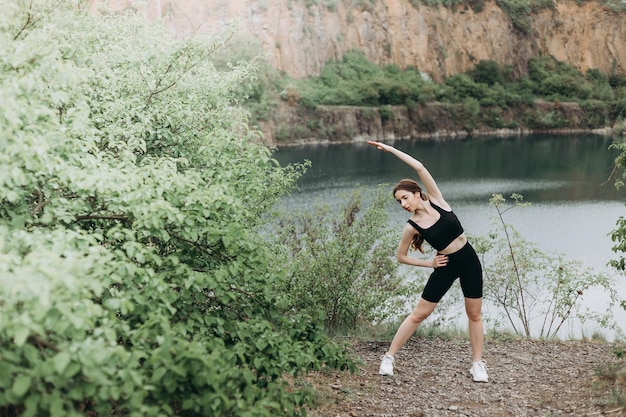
[273,134,626,339]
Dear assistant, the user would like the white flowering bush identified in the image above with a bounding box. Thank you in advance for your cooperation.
[0,1,353,416]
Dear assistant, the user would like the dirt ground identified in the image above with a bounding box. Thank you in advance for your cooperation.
[304,338,626,417]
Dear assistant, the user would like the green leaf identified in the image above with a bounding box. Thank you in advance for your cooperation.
[53,352,71,374]
[151,367,167,383]
[12,375,31,398]
[0,362,11,388]
[23,344,39,366]
[63,362,81,379]
[14,327,29,347]
[23,393,40,417]
[49,394,64,417]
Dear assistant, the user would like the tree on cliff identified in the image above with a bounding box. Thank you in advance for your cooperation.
[0,1,352,416]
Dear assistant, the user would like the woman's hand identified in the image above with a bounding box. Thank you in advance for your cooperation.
[368,140,394,152]
[432,254,449,268]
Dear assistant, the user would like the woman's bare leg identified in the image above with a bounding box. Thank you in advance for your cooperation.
[464,297,484,362]
[386,298,437,356]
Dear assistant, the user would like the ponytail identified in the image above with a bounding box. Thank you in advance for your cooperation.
[411,233,425,253]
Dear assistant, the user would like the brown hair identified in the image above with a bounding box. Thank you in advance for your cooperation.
[393,179,428,253]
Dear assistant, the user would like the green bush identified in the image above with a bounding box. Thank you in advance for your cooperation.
[294,50,435,107]
[0,1,354,416]
[271,188,410,333]
[609,139,626,273]
[471,60,505,86]
[379,105,394,122]
[443,74,489,102]
[580,100,612,128]
[610,73,626,89]
[474,194,621,338]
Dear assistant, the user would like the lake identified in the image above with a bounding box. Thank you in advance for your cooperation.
[273,134,626,339]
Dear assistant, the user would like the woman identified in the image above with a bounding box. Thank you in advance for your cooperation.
[368,140,488,383]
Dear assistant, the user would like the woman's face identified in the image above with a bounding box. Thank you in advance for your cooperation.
[394,190,421,212]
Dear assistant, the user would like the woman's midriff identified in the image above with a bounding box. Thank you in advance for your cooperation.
[437,234,468,255]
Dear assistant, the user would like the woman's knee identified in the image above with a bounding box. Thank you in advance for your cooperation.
[464,297,483,322]
[411,300,437,322]
[466,309,482,323]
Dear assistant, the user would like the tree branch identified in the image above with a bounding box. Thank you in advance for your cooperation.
[32,334,60,353]
[30,189,51,217]
[75,213,128,221]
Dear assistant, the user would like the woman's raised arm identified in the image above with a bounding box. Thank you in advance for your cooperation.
[368,141,445,204]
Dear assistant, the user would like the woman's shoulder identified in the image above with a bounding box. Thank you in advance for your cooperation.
[403,220,420,234]
[429,198,452,212]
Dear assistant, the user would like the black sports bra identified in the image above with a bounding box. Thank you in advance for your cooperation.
[407,202,464,251]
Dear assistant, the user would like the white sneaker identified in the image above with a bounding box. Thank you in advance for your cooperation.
[470,360,488,382]
[379,354,395,376]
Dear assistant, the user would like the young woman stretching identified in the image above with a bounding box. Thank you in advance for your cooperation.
[368,140,488,383]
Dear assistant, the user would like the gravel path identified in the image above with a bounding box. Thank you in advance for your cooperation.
[306,338,626,417]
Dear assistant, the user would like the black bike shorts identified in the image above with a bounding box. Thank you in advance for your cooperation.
[421,242,483,303]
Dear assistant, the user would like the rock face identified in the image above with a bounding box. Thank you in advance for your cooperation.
[264,100,612,145]
[96,0,625,81]
[92,0,625,144]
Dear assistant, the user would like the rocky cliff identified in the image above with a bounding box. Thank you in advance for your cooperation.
[92,0,626,144]
[97,0,625,81]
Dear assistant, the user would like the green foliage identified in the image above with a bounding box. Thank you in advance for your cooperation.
[211,34,286,123]
[580,100,612,128]
[495,0,555,34]
[278,47,623,135]
[459,98,481,131]
[468,0,486,12]
[443,74,489,102]
[379,105,394,122]
[349,0,377,12]
[0,1,354,416]
[609,140,626,274]
[295,50,434,107]
[471,60,505,86]
[527,56,591,100]
[599,0,626,12]
[271,188,410,333]
[419,0,465,7]
[474,194,621,339]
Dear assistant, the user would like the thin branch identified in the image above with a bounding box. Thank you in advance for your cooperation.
[30,189,51,217]
[75,213,128,221]
[13,12,42,41]
[168,231,214,256]
[169,230,235,264]
[32,334,60,353]
[601,164,619,187]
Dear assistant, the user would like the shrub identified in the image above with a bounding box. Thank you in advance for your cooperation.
[580,100,612,128]
[379,105,394,122]
[271,188,410,333]
[471,60,505,86]
[0,2,354,416]
[474,194,621,339]
[609,139,626,273]
[443,74,489,102]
